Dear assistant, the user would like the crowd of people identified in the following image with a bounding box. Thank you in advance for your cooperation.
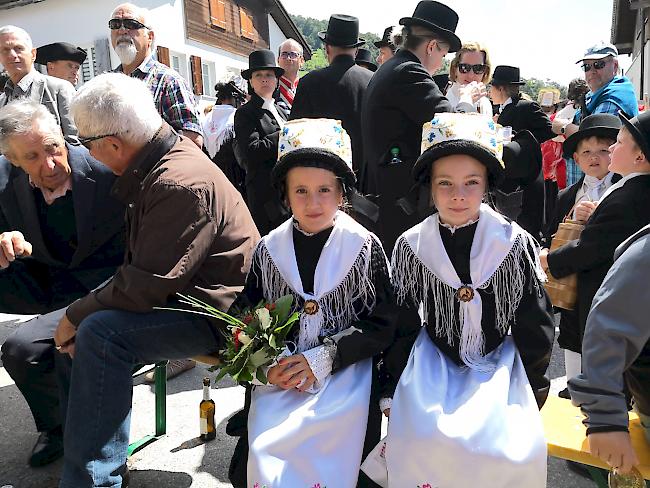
[0,1,648,487]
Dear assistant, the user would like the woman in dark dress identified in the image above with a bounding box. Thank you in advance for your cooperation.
[234,49,288,236]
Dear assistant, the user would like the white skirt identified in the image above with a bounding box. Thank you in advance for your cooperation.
[363,329,546,488]
[247,359,372,488]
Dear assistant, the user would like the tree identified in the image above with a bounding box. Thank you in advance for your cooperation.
[302,48,328,74]
[521,77,567,103]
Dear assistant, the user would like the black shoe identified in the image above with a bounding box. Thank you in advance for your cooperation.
[558,387,571,399]
[29,427,64,467]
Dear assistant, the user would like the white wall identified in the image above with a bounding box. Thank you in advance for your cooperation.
[268,14,287,57]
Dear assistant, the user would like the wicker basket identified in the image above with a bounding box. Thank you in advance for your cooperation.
[544,220,584,310]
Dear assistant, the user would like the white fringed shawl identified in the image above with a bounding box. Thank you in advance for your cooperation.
[251,211,382,352]
[391,203,546,371]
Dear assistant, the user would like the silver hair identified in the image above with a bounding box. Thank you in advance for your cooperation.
[0,100,61,158]
[109,3,155,38]
[0,25,33,49]
[278,38,303,57]
[71,72,161,146]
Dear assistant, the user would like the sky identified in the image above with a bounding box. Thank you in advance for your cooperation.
[281,0,628,86]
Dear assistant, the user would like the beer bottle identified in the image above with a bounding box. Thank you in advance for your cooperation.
[200,377,216,441]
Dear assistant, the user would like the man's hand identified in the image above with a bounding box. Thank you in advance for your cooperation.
[588,431,639,474]
[0,231,33,269]
[539,248,549,272]
[54,314,77,358]
[574,201,598,223]
[267,354,316,392]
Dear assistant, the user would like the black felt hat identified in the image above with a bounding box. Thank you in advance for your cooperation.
[374,26,398,50]
[241,49,284,80]
[35,42,87,65]
[355,48,377,72]
[399,1,461,52]
[619,110,650,161]
[318,14,366,48]
[491,65,525,86]
[562,113,621,158]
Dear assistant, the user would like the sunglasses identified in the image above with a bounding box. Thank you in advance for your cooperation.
[108,18,149,30]
[78,133,117,149]
[458,63,487,74]
[280,51,301,60]
[582,59,608,72]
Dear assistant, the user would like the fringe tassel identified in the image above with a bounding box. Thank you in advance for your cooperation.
[251,236,378,352]
[214,125,235,155]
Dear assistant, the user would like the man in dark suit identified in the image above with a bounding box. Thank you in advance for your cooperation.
[360,1,467,252]
[290,14,372,180]
[0,100,124,467]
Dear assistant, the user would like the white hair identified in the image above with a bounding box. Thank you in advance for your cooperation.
[109,3,155,37]
[0,25,33,49]
[278,38,303,56]
[0,100,61,158]
[71,73,161,146]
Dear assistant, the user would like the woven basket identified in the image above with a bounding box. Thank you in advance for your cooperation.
[544,220,584,310]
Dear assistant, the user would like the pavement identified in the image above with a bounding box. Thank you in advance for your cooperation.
[0,312,600,488]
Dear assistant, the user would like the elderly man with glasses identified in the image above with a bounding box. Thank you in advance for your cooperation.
[553,42,638,185]
[275,38,304,110]
[109,2,203,148]
[0,100,124,468]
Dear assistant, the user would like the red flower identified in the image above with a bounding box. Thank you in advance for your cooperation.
[243,314,253,324]
[233,328,242,351]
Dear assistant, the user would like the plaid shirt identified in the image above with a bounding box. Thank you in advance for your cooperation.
[566,100,620,186]
[116,56,202,136]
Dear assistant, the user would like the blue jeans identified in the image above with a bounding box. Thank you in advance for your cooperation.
[58,309,221,488]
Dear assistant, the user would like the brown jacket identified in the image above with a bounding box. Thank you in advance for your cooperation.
[66,123,260,326]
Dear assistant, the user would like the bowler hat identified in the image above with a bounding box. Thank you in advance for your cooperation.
[374,26,400,50]
[318,14,366,48]
[355,48,377,72]
[241,49,284,80]
[491,65,525,86]
[35,42,87,65]
[619,110,650,161]
[563,113,621,158]
[399,1,461,53]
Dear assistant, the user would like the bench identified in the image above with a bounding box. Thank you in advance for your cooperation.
[127,354,222,456]
[542,395,650,487]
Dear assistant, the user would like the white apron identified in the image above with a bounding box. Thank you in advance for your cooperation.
[247,212,377,487]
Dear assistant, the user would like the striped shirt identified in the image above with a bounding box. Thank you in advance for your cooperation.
[278,75,299,110]
[116,56,202,136]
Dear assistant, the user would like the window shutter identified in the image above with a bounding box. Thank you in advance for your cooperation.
[239,7,255,40]
[156,46,170,67]
[190,55,203,96]
[209,0,226,29]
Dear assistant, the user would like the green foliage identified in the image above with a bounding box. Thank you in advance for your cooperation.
[302,48,328,74]
[521,78,568,102]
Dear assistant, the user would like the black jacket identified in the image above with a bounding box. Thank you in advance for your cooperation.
[290,54,372,179]
[234,94,288,236]
[497,95,554,145]
[360,49,453,252]
[548,174,650,338]
[0,144,124,309]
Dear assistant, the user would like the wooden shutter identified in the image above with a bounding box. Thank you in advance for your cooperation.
[209,0,226,29]
[156,46,170,67]
[239,7,255,40]
[190,55,203,96]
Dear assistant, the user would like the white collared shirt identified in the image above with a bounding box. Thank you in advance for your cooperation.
[499,97,513,112]
[599,172,649,204]
[262,97,285,128]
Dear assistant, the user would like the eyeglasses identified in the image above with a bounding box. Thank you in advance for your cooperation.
[458,63,487,75]
[108,18,149,31]
[582,59,608,72]
[78,133,117,149]
[280,51,301,60]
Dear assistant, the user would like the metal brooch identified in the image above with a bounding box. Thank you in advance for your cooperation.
[455,285,475,303]
[303,299,319,315]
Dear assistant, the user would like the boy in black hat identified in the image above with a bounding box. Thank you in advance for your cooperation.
[543,113,621,398]
[540,111,650,376]
[35,42,87,86]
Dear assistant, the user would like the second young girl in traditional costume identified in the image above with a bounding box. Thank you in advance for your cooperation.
[363,113,555,488]
[239,118,395,487]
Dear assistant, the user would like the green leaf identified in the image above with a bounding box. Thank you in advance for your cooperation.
[256,367,268,385]
[249,348,271,368]
[271,295,294,324]
[268,334,277,349]
[274,311,300,341]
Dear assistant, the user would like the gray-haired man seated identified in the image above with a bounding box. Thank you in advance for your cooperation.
[54,72,259,488]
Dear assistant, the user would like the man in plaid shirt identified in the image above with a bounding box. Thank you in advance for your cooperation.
[109,2,203,148]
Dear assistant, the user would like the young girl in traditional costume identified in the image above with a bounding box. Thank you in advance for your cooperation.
[363,113,555,487]
[239,118,395,488]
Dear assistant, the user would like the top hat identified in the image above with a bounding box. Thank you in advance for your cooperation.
[399,1,461,53]
[619,110,650,161]
[35,42,87,65]
[241,49,284,80]
[577,42,618,63]
[563,113,621,158]
[491,65,525,86]
[374,26,400,50]
[355,48,377,72]
[318,14,366,48]
[413,113,505,185]
[273,118,356,190]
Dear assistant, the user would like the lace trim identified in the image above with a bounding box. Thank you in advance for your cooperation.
[438,216,479,235]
